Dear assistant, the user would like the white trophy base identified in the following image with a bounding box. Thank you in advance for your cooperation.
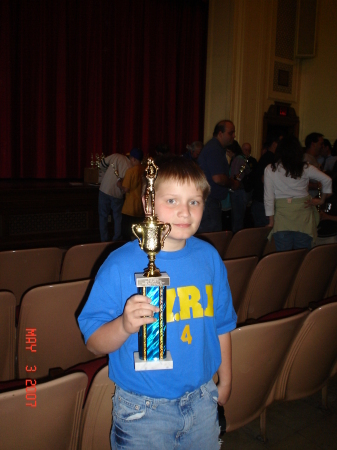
[134,351,173,371]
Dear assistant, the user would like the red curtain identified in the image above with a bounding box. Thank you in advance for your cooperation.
[0,0,208,179]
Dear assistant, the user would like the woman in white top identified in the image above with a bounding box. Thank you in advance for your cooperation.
[264,135,332,251]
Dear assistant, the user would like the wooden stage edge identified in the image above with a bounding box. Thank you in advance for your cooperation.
[0,179,111,251]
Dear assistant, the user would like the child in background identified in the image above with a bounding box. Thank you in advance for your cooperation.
[78,156,237,450]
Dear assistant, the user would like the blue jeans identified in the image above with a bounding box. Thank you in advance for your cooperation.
[273,231,313,251]
[198,196,223,233]
[111,379,220,450]
[230,189,247,233]
[98,190,124,241]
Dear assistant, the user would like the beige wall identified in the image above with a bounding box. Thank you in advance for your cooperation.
[204,0,234,143]
[230,0,274,156]
[298,0,337,146]
[205,0,337,155]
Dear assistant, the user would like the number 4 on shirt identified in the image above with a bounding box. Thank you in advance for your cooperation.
[181,325,192,344]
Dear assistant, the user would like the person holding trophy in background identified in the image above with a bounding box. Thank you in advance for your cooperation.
[78,156,237,449]
[228,141,251,233]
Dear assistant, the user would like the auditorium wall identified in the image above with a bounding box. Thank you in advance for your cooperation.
[205,0,337,156]
[298,0,337,146]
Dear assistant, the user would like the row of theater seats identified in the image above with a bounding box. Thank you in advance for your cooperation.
[1,299,337,449]
[197,226,273,259]
[225,243,337,322]
[0,227,272,310]
[0,240,125,306]
[220,299,337,441]
[0,225,332,309]
[1,240,337,382]
[0,356,111,450]
[0,280,98,382]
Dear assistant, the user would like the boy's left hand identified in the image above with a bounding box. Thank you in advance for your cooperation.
[217,381,232,406]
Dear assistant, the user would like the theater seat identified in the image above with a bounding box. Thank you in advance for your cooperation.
[63,356,108,404]
[0,371,87,450]
[286,243,337,308]
[79,364,115,450]
[196,231,232,259]
[273,301,337,406]
[326,267,337,297]
[17,280,101,379]
[223,309,309,441]
[237,249,307,323]
[262,235,276,256]
[0,291,16,381]
[223,227,272,260]
[60,241,125,281]
[223,256,258,313]
[0,247,64,305]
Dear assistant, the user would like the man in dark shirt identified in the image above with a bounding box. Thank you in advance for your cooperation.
[198,120,240,232]
[251,133,282,227]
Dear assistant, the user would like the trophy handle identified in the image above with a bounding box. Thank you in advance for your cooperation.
[160,224,172,249]
[132,224,144,249]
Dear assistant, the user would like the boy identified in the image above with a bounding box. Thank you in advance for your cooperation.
[78,156,237,449]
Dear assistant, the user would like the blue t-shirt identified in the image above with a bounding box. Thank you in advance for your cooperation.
[198,137,230,200]
[78,237,237,399]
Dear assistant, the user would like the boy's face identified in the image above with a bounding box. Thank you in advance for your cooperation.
[152,178,204,251]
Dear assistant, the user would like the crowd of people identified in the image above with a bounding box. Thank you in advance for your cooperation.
[98,121,337,251]
[195,121,336,251]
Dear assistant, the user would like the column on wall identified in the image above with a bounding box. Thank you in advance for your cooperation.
[204,0,274,158]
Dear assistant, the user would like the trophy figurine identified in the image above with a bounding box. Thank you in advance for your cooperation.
[131,158,173,370]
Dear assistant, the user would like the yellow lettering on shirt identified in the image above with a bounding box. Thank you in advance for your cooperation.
[178,286,204,320]
[166,285,214,322]
[204,285,214,317]
[166,288,177,323]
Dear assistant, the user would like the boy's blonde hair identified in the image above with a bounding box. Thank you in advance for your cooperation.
[142,155,210,202]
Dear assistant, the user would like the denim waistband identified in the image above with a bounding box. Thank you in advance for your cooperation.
[115,378,216,407]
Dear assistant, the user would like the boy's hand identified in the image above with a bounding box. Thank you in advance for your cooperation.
[217,381,232,406]
[122,294,159,335]
[217,333,233,406]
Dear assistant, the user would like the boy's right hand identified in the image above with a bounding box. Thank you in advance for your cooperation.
[122,294,159,335]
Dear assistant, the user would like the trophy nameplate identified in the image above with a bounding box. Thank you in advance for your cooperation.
[132,158,173,371]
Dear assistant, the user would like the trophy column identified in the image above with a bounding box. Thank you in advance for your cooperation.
[132,158,173,371]
[134,274,173,370]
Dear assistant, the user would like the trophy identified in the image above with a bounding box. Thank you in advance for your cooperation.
[95,153,101,169]
[229,156,249,193]
[317,185,322,212]
[132,158,173,371]
[234,156,249,182]
[110,162,123,191]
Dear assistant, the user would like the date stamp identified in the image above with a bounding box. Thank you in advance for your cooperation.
[25,328,37,407]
